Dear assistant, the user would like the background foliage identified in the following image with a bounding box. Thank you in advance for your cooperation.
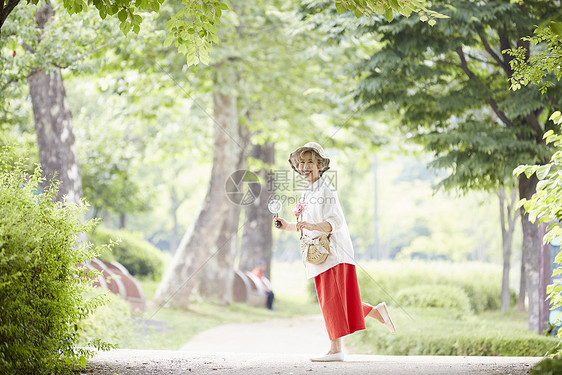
[89,226,167,280]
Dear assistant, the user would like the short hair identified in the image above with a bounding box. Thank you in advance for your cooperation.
[296,149,330,176]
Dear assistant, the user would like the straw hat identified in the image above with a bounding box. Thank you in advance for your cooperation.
[288,142,331,175]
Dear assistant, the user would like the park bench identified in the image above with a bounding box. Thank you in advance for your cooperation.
[232,269,270,308]
[84,259,146,313]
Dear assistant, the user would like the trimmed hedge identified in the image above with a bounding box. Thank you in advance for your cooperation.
[357,261,516,313]
[362,333,558,356]
[531,357,562,375]
[88,226,166,280]
[395,285,471,312]
[347,308,559,357]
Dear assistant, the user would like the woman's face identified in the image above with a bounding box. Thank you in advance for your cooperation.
[298,151,321,184]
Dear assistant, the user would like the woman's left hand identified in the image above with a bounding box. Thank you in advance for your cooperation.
[296,221,315,231]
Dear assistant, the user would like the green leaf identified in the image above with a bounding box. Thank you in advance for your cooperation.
[543,129,554,139]
[186,51,199,66]
[428,19,436,27]
[389,0,400,11]
[335,1,345,15]
[524,165,539,179]
[513,165,528,176]
[385,8,394,23]
[120,21,132,36]
[537,180,548,191]
[163,34,174,48]
[164,18,175,30]
[554,269,562,278]
[399,7,412,17]
[118,9,127,22]
[207,23,217,34]
[536,164,552,180]
[199,47,209,65]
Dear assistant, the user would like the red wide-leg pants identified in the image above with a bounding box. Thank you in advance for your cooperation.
[314,263,373,340]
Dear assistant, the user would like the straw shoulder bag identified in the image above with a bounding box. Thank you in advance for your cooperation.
[300,230,331,265]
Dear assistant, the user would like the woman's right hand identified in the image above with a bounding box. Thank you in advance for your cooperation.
[273,216,288,230]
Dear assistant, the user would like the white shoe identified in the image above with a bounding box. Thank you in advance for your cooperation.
[310,352,344,362]
[376,302,396,334]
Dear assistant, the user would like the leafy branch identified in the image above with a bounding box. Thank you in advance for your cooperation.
[506,21,562,94]
[334,0,448,25]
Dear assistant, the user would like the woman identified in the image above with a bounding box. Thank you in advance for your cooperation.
[273,142,396,362]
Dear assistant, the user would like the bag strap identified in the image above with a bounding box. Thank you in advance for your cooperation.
[299,216,332,241]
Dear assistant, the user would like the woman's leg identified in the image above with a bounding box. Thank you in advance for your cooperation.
[362,303,384,323]
[363,302,396,333]
[329,337,342,354]
[361,302,384,323]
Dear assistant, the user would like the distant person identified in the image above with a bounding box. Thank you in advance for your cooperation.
[273,142,396,362]
[251,260,274,310]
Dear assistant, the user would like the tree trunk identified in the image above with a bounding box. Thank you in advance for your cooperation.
[196,198,241,304]
[518,246,527,312]
[500,187,518,312]
[154,88,248,308]
[499,187,510,312]
[196,99,249,304]
[519,173,542,332]
[28,3,82,205]
[538,223,550,334]
[119,213,125,229]
[239,142,275,278]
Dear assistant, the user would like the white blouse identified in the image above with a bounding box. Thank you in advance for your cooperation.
[299,176,356,279]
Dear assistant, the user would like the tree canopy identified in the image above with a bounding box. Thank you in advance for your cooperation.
[1,0,445,67]
[346,0,561,192]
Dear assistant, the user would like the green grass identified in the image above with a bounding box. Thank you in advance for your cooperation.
[347,307,560,356]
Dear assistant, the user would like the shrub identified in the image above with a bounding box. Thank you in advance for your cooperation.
[395,285,471,312]
[357,261,516,313]
[531,357,562,375]
[347,308,559,357]
[77,290,136,348]
[89,226,166,280]
[0,152,110,374]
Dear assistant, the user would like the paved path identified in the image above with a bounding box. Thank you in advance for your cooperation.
[180,315,329,354]
[84,315,544,374]
[85,350,541,374]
